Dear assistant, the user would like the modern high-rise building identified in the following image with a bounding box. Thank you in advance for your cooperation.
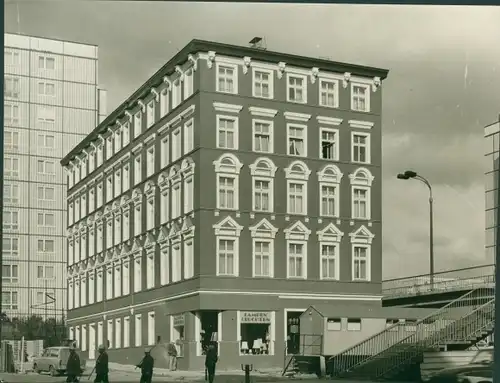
[3,33,106,320]
[62,39,389,368]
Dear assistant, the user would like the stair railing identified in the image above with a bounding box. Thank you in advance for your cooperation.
[375,298,496,379]
[329,288,484,377]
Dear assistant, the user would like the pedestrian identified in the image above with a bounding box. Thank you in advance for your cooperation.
[205,342,218,383]
[136,348,154,383]
[167,341,178,371]
[94,344,109,383]
[66,345,81,383]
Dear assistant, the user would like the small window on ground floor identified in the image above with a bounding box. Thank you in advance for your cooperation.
[347,318,362,331]
[327,318,341,331]
[171,314,185,357]
[239,311,272,355]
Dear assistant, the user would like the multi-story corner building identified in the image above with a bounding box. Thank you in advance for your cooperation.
[3,33,106,320]
[61,39,388,368]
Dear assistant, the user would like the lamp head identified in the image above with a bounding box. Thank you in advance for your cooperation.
[404,170,418,178]
[397,173,410,180]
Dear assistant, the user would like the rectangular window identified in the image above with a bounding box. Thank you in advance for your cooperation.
[253,120,273,153]
[184,69,194,98]
[5,50,20,66]
[96,271,103,302]
[3,237,19,257]
[319,79,339,108]
[4,77,21,98]
[106,136,113,160]
[287,182,306,215]
[36,185,53,202]
[4,211,20,231]
[89,230,95,257]
[253,179,271,212]
[146,199,155,230]
[123,260,130,295]
[172,129,181,161]
[37,265,54,279]
[252,69,273,99]
[97,182,103,207]
[287,242,305,278]
[123,122,130,146]
[106,220,113,250]
[135,314,142,347]
[347,318,362,331]
[106,266,113,299]
[288,124,307,157]
[321,244,338,280]
[4,184,20,204]
[37,105,56,123]
[114,169,122,198]
[160,248,170,285]
[114,216,122,246]
[218,176,236,210]
[184,120,194,153]
[327,318,342,331]
[2,264,19,283]
[253,241,271,277]
[147,312,156,346]
[106,175,113,203]
[5,157,20,177]
[1,291,18,310]
[134,155,142,185]
[172,245,181,283]
[217,64,238,94]
[113,130,122,155]
[172,185,181,218]
[123,211,130,242]
[4,104,20,126]
[184,240,194,279]
[107,320,114,349]
[217,116,238,150]
[351,84,370,112]
[37,239,55,253]
[320,128,338,160]
[38,81,56,97]
[218,238,236,276]
[287,74,307,103]
[134,112,142,138]
[96,145,103,167]
[124,317,130,348]
[134,205,142,236]
[134,257,142,293]
[37,212,55,227]
[146,147,155,177]
[115,318,122,349]
[88,275,95,304]
[146,253,155,289]
[37,160,55,175]
[160,192,169,224]
[160,89,169,117]
[123,164,130,191]
[38,56,56,70]
[88,152,95,172]
[321,185,337,217]
[114,263,122,297]
[352,133,371,163]
[5,131,20,151]
[352,187,369,219]
[97,226,103,254]
[161,137,169,168]
[184,178,194,213]
[172,79,181,109]
[353,246,369,281]
[147,101,155,129]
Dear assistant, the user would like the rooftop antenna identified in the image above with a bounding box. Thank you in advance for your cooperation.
[249,36,267,50]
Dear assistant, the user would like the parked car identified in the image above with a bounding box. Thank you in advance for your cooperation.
[457,367,493,383]
[422,360,493,383]
[33,346,86,376]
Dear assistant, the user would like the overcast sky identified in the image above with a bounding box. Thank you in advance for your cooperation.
[6,2,500,279]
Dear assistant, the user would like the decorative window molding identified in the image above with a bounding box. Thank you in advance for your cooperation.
[213,154,243,211]
[216,62,238,94]
[250,157,277,213]
[283,111,311,122]
[318,164,343,218]
[213,216,243,237]
[351,82,371,113]
[318,78,340,108]
[349,168,374,221]
[317,116,343,126]
[213,102,243,114]
[250,219,277,278]
[248,107,278,118]
[351,131,371,164]
[284,221,310,279]
[284,220,311,241]
[349,225,374,282]
[285,161,310,216]
[214,216,242,277]
[286,73,307,104]
[317,222,343,280]
[251,67,274,99]
[348,120,374,130]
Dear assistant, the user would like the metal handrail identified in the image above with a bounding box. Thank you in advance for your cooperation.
[329,288,484,377]
[375,298,495,379]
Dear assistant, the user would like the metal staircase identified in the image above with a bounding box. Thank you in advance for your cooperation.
[329,288,495,381]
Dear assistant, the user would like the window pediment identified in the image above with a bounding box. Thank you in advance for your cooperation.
[131,238,143,254]
[317,222,344,242]
[349,167,374,187]
[158,171,170,190]
[213,216,243,237]
[284,220,311,241]
[249,157,277,178]
[249,218,278,239]
[318,164,343,184]
[144,232,157,251]
[349,225,374,244]
[213,153,243,174]
[144,181,157,198]
[284,160,311,181]
[169,221,181,239]
[132,188,143,204]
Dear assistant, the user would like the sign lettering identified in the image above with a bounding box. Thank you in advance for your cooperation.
[173,314,185,327]
[240,311,272,324]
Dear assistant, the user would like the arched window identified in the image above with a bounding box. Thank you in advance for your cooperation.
[213,154,243,211]
[317,165,343,217]
[249,157,277,213]
[349,167,374,220]
[284,160,311,215]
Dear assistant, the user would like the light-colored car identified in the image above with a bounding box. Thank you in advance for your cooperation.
[32,346,86,376]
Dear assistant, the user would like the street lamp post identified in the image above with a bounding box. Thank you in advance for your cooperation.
[397,170,435,289]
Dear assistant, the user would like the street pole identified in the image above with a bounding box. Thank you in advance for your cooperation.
[429,192,434,289]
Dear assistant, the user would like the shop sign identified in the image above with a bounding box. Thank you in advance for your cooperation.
[240,311,271,324]
[173,314,185,327]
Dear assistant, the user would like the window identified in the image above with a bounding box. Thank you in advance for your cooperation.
[172,129,181,161]
[146,147,155,177]
[4,104,20,126]
[252,69,273,99]
[184,119,194,153]
[319,79,339,108]
[4,184,20,204]
[146,253,155,289]
[352,132,371,164]
[114,169,122,198]
[97,182,103,207]
[135,314,142,346]
[214,154,243,210]
[96,225,103,253]
[115,318,122,348]
[184,68,194,98]
[106,265,113,299]
[124,316,130,347]
[327,318,342,331]
[123,164,130,191]
[106,136,113,160]
[250,158,277,213]
[147,312,155,346]
[134,155,142,185]
[287,74,307,103]
[320,128,339,160]
[107,320,114,348]
[3,237,19,257]
[320,185,338,217]
[4,77,20,98]
[5,50,20,66]
[114,216,122,246]
[38,81,56,96]
[350,168,373,220]
[239,311,274,356]
[160,89,169,117]
[37,105,56,123]
[114,262,122,297]
[134,204,142,236]
[88,274,95,304]
[287,124,307,157]
[114,129,122,154]
[106,219,113,249]
[2,264,19,283]
[321,244,339,280]
[5,131,20,150]
[134,112,142,138]
[96,270,103,302]
[160,248,170,285]
[287,243,305,278]
[253,241,272,278]
[218,239,236,276]
[353,246,369,281]
[216,63,238,94]
[146,199,155,230]
[347,318,362,331]
[123,211,130,242]
[5,157,20,177]
[351,83,370,112]
[160,137,169,168]
[160,191,169,224]
[134,256,142,292]
[253,120,273,153]
[37,186,55,203]
[172,184,181,218]
[37,239,55,253]
[38,56,55,70]
[96,145,103,167]
[37,160,55,175]
[184,240,194,279]
[123,122,130,146]
[217,116,238,150]
[285,161,310,215]
[106,175,113,203]
[147,101,155,129]
[81,277,87,306]
[184,176,194,213]
[3,211,19,231]
[89,229,95,257]
[37,265,54,279]
[172,79,181,109]
[123,259,130,295]
[2,291,18,310]
[88,152,95,172]
[172,244,181,283]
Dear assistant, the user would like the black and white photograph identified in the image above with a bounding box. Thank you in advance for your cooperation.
[1,2,499,382]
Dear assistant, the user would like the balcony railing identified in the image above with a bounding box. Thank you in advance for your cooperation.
[382,264,495,299]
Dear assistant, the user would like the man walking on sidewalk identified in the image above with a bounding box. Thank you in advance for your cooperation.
[205,342,218,383]
[136,348,154,383]
[94,344,109,383]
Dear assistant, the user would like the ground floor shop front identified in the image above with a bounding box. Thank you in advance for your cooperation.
[68,291,383,370]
